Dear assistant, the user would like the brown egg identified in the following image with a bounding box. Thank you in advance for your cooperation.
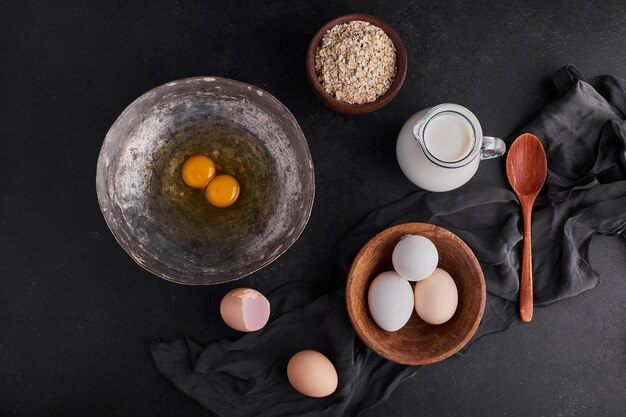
[414,267,458,325]
[287,350,338,398]
[219,288,270,332]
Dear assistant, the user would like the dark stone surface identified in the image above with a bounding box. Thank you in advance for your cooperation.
[1,1,624,416]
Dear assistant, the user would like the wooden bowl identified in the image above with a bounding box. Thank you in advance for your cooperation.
[306,14,407,115]
[346,223,486,365]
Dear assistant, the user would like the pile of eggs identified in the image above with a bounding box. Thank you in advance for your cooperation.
[368,234,459,331]
[214,235,459,398]
[181,154,240,208]
[219,288,338,398]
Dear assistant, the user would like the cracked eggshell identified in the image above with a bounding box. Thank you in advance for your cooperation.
[220,288,270,332]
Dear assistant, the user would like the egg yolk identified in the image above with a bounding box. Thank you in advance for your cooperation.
[181,155,216,189]
[206,175,240,208]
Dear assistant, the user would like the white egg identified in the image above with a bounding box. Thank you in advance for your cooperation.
[392,234,438,281]
[414,268,458,325]
[367,271,414,332]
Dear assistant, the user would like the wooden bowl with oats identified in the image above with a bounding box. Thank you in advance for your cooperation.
[306,14,407,115]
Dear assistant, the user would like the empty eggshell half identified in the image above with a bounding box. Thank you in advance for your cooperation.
[392,234,439,281]
[287,350,338,398]
[220,288,270,332]
[414,268,458,325]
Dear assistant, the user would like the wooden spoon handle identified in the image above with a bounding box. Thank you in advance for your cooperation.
[520,204,533,322]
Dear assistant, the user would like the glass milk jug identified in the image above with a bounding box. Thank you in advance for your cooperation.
[396,103,506,192]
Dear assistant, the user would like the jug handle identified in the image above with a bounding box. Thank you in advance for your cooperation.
[480,136,506,160]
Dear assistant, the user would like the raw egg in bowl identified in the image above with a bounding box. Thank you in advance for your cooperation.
[96,77,315,284]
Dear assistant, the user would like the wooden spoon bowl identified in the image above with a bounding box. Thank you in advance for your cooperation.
[506,134,548,196]
[346,223,486,365]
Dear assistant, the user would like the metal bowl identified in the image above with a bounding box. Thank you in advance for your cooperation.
[96,77,315,284]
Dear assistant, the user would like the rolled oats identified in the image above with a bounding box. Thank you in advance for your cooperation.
[315,20,397,105]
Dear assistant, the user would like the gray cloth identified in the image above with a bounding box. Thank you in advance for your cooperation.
[150,65,626,416]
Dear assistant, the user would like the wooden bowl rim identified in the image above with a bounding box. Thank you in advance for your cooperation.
[345,222,487,365]
[306,13,408,115]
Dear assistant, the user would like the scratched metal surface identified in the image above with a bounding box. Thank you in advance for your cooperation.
[96,77,315,284]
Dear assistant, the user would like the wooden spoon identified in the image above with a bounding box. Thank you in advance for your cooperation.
[506,133,547,322]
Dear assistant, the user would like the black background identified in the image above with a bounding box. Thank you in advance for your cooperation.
[1,1,625,416]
